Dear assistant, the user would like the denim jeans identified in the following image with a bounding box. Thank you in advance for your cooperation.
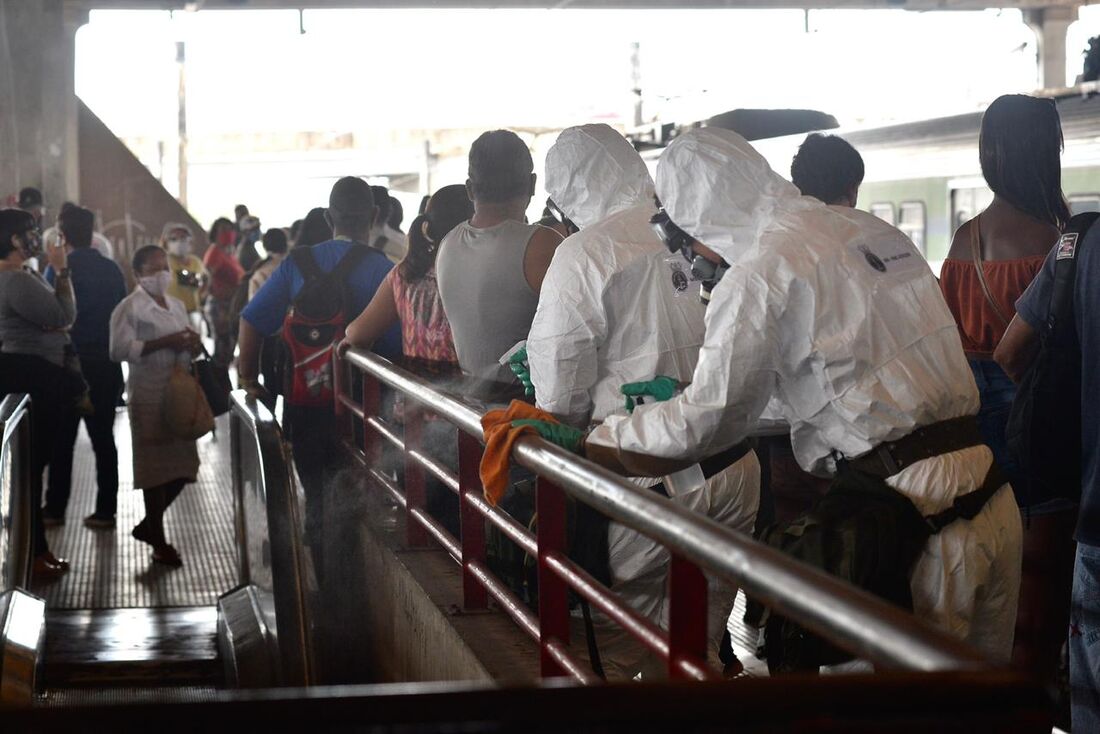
[970,359,1022,490]
[1071,543,1100,732]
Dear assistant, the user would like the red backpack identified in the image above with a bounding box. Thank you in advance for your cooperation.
[280,244,371,407]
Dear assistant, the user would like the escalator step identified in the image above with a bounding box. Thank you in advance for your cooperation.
[42,606,222,688]
[36,686,219,708]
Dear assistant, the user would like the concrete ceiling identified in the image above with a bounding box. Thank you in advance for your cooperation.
[85,0,1086,11]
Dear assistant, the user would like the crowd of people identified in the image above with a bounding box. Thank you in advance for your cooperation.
[0,185,409,574]
[3,91,1100,727]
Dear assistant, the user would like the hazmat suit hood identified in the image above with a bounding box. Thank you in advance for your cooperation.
[545,124,655,230]
[656,127,817,265]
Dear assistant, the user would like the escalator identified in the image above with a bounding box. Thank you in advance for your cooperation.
[0,392,315,707]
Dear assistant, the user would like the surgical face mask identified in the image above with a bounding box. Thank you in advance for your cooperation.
[140,270,172,298]
[167,237,192,257]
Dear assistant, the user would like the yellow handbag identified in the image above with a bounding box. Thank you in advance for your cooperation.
[163,364,215,440]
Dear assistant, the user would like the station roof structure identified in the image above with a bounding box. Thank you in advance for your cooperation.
[86,0,1086,11]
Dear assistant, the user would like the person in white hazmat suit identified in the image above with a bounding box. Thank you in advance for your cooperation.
[522,126,1022,664]
[526,124,760,679]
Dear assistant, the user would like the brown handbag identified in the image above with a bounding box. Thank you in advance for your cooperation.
[163,364,215,440]
[970,215,1011,328]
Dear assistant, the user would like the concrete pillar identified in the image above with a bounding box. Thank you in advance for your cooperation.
[0,0,86,213]
[1025,5,1079,90]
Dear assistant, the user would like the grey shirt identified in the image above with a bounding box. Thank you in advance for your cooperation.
[436,220,545,388]
[0,268,75,366]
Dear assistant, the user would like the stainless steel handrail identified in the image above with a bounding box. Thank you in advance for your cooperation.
[0,394,43,708]
[228,391,315,686]
[0,395,32,593]
[344,349,988,673]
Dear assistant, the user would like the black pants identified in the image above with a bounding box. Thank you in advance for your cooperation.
[285,406,343,580]
[0,352,65,556]
[46,356,124,518]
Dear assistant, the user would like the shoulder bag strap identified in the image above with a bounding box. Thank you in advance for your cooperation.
[970,216,1011,329]
[1047,212,1100,344]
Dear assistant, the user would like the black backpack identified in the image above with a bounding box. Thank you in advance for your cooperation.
[277,244,371,407]
[757,463,1005,675]
[1005,212,1099,507]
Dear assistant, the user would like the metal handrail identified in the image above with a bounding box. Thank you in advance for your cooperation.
[228,391,315,686]
[0,395,32,592]
[343,349,987,673]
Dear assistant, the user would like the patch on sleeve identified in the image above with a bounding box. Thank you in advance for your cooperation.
[848,239,925,276]
[1056,233,1079,261]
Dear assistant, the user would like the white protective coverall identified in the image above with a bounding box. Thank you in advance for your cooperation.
[529,124,760,678]
[586,127,1022,664]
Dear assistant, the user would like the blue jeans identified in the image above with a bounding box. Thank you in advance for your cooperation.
[970,359,1022,490]
[1071,543,1100,732]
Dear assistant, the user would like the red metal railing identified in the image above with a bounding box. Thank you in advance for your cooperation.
[334,349,990,683]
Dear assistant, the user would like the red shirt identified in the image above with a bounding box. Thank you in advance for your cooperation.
[939,256,1046,357]
[203,245,244,301]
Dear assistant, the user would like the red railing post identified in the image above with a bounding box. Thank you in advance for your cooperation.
[361,372,381,465]
[458,431,488,610]
[333,353,349,442]
[403,403,429,548]
[537,476,570,677]
[667,553,708,679]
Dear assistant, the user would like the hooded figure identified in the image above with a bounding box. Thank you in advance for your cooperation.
[585,127,1022,663]
[528,124,760,679]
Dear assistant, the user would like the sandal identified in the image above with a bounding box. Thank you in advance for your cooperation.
[152,544,183,568]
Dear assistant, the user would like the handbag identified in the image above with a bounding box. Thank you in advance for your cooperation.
[970,215,1011,328]
[193,347,232,417]
[163,365,215,440]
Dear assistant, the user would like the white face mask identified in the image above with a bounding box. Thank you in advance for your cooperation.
[140,270,172,298]
[167,237,191,256]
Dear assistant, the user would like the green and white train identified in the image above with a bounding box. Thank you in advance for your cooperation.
[750,92,1100,270]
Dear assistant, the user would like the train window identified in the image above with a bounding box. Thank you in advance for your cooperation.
[870,202,895,225]
[951,186,993,231]
[1070,195,1100,215]
[898,201,926,254]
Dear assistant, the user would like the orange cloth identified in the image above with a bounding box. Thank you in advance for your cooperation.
[939,256,1046,356]
[479,400,560,506]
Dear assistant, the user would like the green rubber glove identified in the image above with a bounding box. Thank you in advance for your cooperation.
[508,346,534,398]
[511,419,585,454]
[622,375,679,413]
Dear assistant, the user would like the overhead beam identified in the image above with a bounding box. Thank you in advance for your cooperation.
[83,0,1085,11]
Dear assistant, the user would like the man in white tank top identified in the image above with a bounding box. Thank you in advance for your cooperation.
[436,129,563,400]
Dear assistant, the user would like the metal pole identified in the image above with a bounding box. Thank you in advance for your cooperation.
[667,554,708,679]
[537,477,570,678]
[403,404,429,548]
[176,40,188,207]
[458,431,488,610]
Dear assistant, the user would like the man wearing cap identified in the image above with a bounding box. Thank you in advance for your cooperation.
[237,177,400,578]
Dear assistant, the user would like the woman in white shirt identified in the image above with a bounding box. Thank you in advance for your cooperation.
[110,245,202,567]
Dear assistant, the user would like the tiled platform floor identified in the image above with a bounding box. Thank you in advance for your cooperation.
[31,411,239,609]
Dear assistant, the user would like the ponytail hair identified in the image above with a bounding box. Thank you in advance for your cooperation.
[399,184,473,283]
